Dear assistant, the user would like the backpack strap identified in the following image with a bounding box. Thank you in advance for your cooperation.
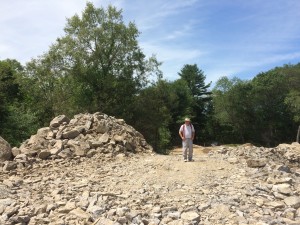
[182,123,193,138]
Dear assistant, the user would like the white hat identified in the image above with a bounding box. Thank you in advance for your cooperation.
[184,118,190,122]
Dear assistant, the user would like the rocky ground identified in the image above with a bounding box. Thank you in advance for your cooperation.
[1,113,300,225]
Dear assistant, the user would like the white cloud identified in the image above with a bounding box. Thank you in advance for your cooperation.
[0,1,86,63]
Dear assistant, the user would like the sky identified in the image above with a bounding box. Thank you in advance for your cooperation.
[1,0,300,84]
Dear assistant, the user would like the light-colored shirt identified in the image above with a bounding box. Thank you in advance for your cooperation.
[179,124,195,139]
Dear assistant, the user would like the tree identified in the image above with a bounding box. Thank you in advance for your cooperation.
[133,80,173,153]
[212,76,254,144]
[285,90,300,142]
[212,71,297,147]
[0,59,39,146]
[0,59,23,129]
[251,71,295,146]
[274,63,300,142]
[22,56,67,124]
[167,79,194,145]
[51,2,154,119]
[178,64,211,144]
[0,59,22,108]
[178,64,211,99]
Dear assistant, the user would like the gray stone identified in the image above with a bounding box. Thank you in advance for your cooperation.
[0,136,12,161]
[50,115,70,128]
[272,183,292,195]
[180,211,200,222]
[69,207,90,219]
[284,196,300,209]
[246,159,266,168]
[3,161,17,171]
[38,150,51,160]
[62,129,80,139]
[99,133,109,143]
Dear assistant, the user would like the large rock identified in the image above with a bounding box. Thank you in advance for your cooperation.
[0,136,12,161]
[284,196,300,209]
[246,159,266,168]
[50,115,70,128]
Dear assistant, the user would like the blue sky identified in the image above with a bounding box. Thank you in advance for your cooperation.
[1,0,300,84]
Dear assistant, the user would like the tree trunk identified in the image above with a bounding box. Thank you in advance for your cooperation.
[297,125,300,143]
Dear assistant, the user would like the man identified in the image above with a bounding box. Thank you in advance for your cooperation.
[179,118,195,162]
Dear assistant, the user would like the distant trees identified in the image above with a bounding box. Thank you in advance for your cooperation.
[212,77,254,144]
[212,65,300,146]
[0,59,40,146]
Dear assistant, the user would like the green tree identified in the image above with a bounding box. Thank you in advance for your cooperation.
[22,56,67,124]
[272,63,300,142]
[133,80,173,153]
[251,71,295,146]
[0,59,39,146]
[167,79,194,145]
[51,2,154,119]
[178,64,211,144]
[285,89,300,142]
[22,3,160,127]
[0,59,22,127]
[212,76,254,144]
[212,72,296,146]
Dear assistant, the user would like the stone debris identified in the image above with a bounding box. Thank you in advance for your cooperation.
[1,114,300,224]
[2,112,152,172]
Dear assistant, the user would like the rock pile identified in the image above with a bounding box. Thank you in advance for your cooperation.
[2,112,152,172]
[207,142,300,224]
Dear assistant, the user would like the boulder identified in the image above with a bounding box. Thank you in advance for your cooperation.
[0,136,12,161]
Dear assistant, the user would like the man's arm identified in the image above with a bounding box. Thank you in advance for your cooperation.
[179,126,184,140]
[192,125,195,140]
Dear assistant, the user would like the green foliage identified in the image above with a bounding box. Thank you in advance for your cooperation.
[166,79,194,145]
[276,63,300,123]
[1,104,40,146]
[212,77,251,143]
[0,59,40,146]
[19,2,159,126]
[132,80,173,154]
[178,64,211,144]
[52,2,152,119]
[178,64,211,99]
[251,71,293,146]
[212,68,298,146]
[285,90,300,122]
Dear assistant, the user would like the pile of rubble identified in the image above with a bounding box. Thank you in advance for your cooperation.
[206,142,300,224]
[215,142,300,168]
[1,112,153,171]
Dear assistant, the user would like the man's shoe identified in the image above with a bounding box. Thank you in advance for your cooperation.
[188,159,194,162]
[184,159,187,162]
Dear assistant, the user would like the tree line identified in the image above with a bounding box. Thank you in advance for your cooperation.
[1,3,299,153]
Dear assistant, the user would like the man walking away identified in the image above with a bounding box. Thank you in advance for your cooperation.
[179,118,195,162]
